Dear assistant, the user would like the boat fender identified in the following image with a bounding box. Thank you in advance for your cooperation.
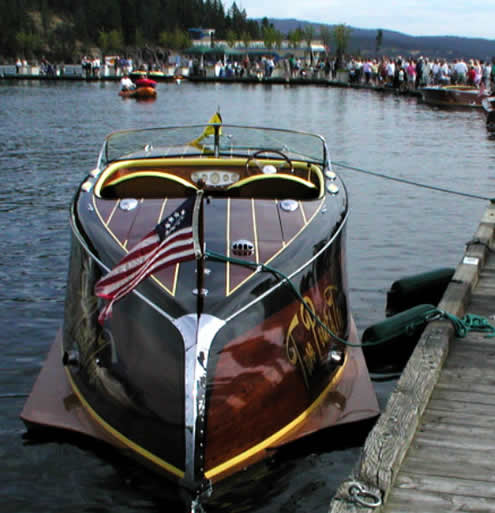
[362,304,435,374]
[386,267,454,316]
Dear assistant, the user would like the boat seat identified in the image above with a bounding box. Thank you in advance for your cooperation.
[226,173,320,200]
[100,171,198,199]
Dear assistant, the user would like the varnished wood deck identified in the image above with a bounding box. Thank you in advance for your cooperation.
[329,202,495,513]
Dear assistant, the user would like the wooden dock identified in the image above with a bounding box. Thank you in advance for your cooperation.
[329,201,495,513]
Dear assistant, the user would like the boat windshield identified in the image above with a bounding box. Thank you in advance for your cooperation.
[99,124,329,168]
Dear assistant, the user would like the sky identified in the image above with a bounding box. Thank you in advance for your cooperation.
[226,0,495,40]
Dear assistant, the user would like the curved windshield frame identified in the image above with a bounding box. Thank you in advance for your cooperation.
[97,124,330,170]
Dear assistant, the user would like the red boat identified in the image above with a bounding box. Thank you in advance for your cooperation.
[135,77,157,88]
[21,115,379,497]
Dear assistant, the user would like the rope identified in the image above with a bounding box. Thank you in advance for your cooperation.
[333,161,495,203]
[438,309,495,338]
[205,250,495,347]
[206,249,361,347]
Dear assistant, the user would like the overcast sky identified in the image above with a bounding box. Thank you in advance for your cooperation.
[226,0,495,40]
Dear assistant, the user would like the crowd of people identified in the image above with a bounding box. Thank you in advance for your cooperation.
[187,54,495,92]
[343,56,495,91]
[10,52,495,93]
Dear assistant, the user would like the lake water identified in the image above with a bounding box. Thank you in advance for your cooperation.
[1,79,494,513]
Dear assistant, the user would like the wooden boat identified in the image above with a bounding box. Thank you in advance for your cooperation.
[482,96,495,132]
[21,114,379,495]
[420,84,488,107]
[119,85,157,99]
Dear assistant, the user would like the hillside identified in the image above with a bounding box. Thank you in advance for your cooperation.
[268,18,495,60]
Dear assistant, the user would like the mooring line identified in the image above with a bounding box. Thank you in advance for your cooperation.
[333,161,494,202]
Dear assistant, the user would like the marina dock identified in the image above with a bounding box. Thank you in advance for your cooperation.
[329,201,495,513]
[0,65,422,97]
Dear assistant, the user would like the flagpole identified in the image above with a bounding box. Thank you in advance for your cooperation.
[193,190,205,319]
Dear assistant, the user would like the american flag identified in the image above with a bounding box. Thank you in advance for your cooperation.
[95,195,201,323]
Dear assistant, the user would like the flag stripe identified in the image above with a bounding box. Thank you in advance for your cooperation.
[95,227,193,297]
[101,236,194,302]
[95,196,199,323]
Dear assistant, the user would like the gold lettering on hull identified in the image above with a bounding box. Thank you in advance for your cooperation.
[285,286,345,389]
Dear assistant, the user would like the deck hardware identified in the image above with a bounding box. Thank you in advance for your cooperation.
[325,170,337,180]
[329,350,344,364]
[144,144,152,152]
[262,164,277,174]
[348,481,382,508]
[119,198,138,211]
[231,239,255,256]
[193,288,209,296]
[280,199,299,212]
[326,183,339,195]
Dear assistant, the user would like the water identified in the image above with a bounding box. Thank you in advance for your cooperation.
[1,79,494,512]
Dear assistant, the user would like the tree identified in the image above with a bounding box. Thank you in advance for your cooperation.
[376,29,383,55]
[287,27,303,49]
[15,30,43,60]
[226,29,236,48]
[319,25,332,54]
[159,27,191,51]
[50,23,77,61]
[241,30,251,51]
[333,23,352,62]
[303,25,315,63]
[274,29,283,50]
[262,25,276,49]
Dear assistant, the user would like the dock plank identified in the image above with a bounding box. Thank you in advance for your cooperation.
[393,473,495,500]
[328,203,495,513]
[386,488,495,513]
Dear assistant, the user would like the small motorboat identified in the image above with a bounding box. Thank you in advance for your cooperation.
[119,85,157,99]
[21,114,379,495]
[420,84,489,108]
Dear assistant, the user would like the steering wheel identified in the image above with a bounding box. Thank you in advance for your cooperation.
[245,149,294,175]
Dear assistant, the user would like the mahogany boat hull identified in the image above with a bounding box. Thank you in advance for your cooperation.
[21,123,380,493]
[420,85,487,108]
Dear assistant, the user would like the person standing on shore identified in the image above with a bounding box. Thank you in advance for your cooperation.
[453,58,467,84]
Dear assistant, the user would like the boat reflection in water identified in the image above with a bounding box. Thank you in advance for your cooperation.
[21,114,379,504]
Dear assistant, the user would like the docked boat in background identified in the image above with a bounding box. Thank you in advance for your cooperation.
[482,96,495,132]
[420,84,489,107]
[21,115,379,495]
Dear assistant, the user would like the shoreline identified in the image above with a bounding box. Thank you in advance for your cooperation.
[0,71,423,97]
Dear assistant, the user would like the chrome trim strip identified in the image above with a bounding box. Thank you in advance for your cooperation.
[174,314,225,486]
